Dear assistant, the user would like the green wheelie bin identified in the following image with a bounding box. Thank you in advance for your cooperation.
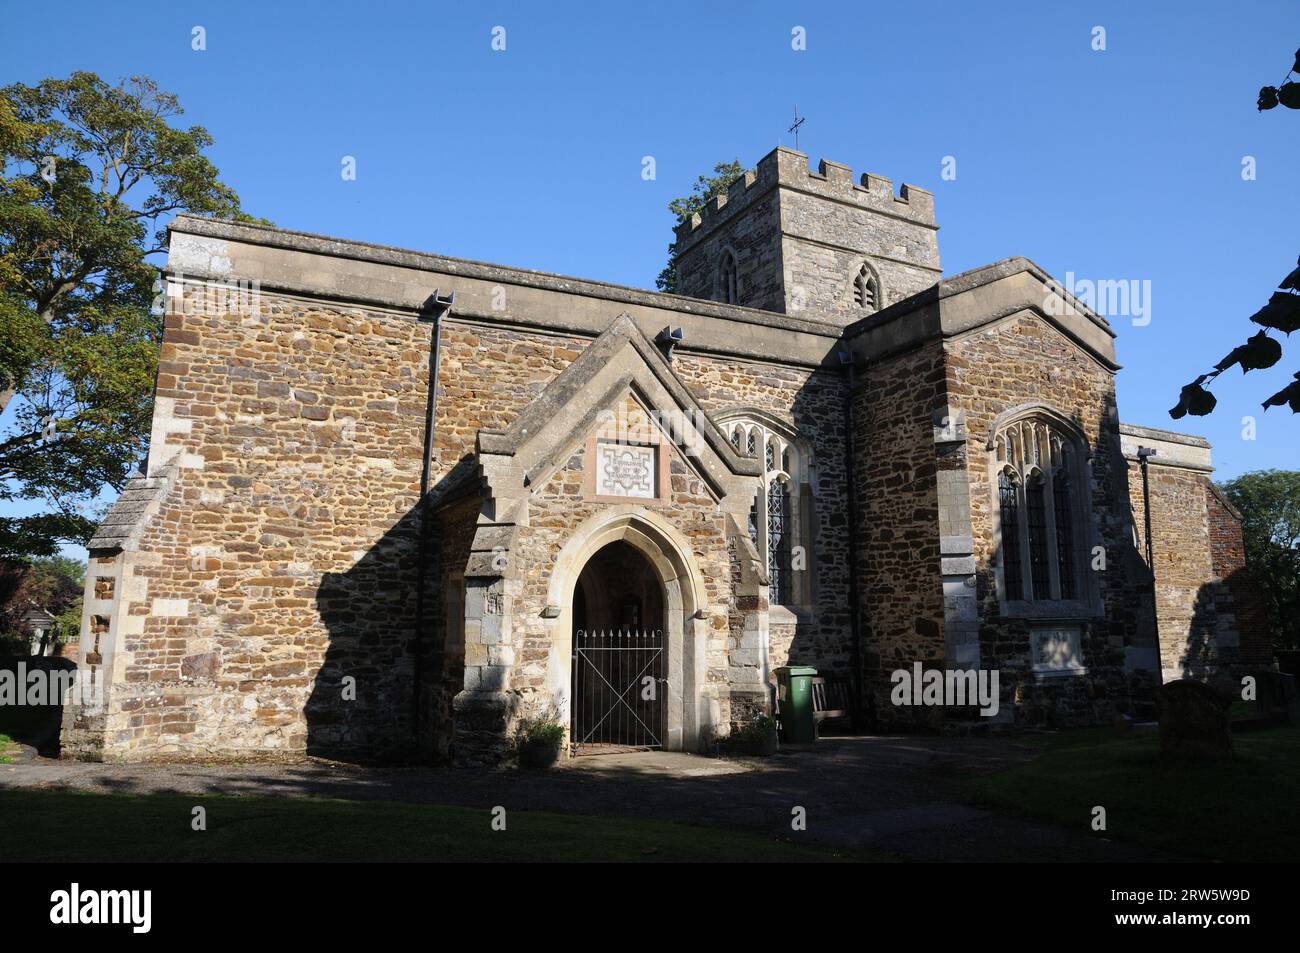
[774,665,818,743]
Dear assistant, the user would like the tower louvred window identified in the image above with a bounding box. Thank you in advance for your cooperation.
[853,263,879,312]
[719,252,739,304]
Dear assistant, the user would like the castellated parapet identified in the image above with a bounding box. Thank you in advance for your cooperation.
[673,147,941,324]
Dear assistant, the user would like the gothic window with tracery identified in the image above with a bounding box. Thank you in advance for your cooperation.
[991,415,1086,604]
[720,415,812,607]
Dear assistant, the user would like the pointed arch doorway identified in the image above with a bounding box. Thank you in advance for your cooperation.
[571,540,666,753]
[545,507,709,755]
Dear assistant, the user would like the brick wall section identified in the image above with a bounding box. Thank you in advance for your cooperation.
[852,338,948,726]
[1206,486,1273,669]
[1126,462,1226,683]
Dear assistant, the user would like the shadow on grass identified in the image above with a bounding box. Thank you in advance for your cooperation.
[0,789,864,863]
[961,725,1300,862]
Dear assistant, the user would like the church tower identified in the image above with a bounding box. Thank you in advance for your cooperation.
[673,147,941,323]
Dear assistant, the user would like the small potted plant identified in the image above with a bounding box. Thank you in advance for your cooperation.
[515,716,566,769]
[728,714,779,756]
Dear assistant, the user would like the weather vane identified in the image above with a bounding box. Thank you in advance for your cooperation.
[788,106,805,151]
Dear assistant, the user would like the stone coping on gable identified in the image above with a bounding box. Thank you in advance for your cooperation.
[165,217,1126,374]
[1119,423,1214,471]
[842,256,1120,370]
[166,215,846,368]
[86,467,177,553]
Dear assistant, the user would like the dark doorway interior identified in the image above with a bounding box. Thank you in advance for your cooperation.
[571,541,665,753]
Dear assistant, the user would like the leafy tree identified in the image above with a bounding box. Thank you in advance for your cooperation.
[52,598,82,645]
[1173,47,1300,418]
[0,72,261,557]
[40,554,85,588]
[1218,470,1300,652]
[655,159,748,293]
[0,556,83,651]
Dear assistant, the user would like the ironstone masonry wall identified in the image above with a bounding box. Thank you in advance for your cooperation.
[850,336,949,728]
[69,288,434,760]
[67,278,855,760]
[947,313,1157,726]
[505,395,734,731]
[1122,426,1271,687]
[1206,486,1271,670]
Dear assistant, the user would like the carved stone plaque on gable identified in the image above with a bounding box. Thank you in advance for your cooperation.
[595,442,656,499]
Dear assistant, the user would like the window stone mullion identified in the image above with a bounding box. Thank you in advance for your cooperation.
[1042,462,1062,600]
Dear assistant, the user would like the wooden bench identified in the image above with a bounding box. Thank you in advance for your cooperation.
[812,676,853,736]
[769,672,854,737]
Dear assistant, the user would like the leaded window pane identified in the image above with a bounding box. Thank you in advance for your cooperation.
[767,479,791,604]
[1054,468,1076,600]
[998,468,1023,601]
[1026,472,1051,600]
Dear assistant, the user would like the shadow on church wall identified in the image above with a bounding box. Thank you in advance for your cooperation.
[307,448,479,763]
[753,364,861,725]
[973,392,1163,729]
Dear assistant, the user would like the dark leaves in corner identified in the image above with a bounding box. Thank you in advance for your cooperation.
[1215,330,1284,374]
[1248,291,1300,334]
[1262,372,1300,413]
[1170,377,1218,419]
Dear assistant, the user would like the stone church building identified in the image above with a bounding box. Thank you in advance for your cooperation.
[63,147,1269,763]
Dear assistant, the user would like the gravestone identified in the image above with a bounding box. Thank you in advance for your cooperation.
[1157,679,1233,760]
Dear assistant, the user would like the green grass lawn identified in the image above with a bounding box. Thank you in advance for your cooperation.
[964,725,1300,862]
[0,789,858,863]
[0,734,15,764]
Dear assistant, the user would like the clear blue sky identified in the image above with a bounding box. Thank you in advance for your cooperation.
[3,0,1298,561]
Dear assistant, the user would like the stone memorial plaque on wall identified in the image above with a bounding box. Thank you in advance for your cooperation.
[595,442,656,498]
[1031,626,1085,675]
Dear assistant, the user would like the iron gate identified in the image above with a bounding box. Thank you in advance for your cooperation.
[570,628,665,752]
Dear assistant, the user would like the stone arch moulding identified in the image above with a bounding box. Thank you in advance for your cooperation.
[713,406,816,483]
[542,506,710,752]
[983,401,1091,456]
